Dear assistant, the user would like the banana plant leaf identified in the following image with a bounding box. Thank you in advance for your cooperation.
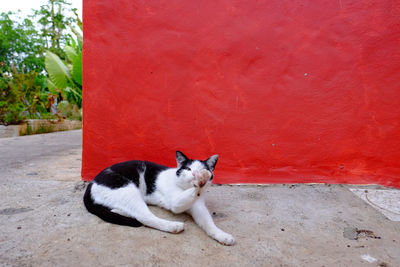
[46,78,58,94]
[64,86,82,107]
[70,26,83,50]
[65,45,77,62]
[45,51,72,90]
[72,51,82,86]
[47,78,66,99]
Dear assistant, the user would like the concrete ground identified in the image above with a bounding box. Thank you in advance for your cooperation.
[0,130,399,267]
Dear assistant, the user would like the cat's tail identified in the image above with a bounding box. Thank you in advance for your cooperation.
[83,183,143,227]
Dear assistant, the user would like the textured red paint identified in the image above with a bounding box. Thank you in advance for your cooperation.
[83,0,400,187]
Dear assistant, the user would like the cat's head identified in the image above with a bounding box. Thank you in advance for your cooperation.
[175,151,218,190]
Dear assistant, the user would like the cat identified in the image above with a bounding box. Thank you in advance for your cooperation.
[83,151,235,245]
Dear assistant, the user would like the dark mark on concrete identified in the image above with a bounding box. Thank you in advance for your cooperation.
[211,212,227,219]
[343,227,358,240]
[0,207,33,215]
[51,198,69,205]
[357,229,381,239]
[343,227,380,240]
[73,181,87,192]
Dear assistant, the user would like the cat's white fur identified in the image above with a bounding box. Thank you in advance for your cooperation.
[90,159,235,245]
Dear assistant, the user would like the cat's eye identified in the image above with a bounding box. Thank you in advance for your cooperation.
[183,167,191,171]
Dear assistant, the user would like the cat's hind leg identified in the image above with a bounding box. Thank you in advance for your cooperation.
[84,183,142,227]
[91,183,184,233]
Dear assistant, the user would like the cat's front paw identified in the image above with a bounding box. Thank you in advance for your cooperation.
[192,182,203,197]
[167,221,185,234]
[193,169,211,189]
[212,232,235,246]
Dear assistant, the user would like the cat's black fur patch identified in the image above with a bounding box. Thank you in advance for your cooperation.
[94,168,131,189]
[140,161,169,194]
[94,160,168,195]
[176,159,194,176]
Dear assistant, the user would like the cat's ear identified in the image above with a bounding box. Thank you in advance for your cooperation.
[205,154,219,171]
[176,151,188,168]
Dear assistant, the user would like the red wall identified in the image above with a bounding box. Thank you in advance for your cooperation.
[83,0,400,187]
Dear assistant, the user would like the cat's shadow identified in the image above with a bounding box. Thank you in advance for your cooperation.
[148,205,191,223]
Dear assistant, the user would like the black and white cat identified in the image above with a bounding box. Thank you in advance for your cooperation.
[83,151,235,245]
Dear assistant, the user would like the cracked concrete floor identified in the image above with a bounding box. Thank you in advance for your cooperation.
[0,130,399,266]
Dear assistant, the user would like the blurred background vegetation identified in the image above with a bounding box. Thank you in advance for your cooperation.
[0,0,82,125]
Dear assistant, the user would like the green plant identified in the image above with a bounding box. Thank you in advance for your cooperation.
[0,101,24,125]
[45,27,82,108]
[57,100,81,120]
[0,12,46,74]
[25,122,32,135]
[0,11,50,125]
[33,0,77,60]
[0,2,82,125]
[0,67,55,125]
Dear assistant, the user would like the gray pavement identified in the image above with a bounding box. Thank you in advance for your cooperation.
[0,130,399,266]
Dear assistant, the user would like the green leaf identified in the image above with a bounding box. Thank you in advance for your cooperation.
[66,86,81,97]
[64,86,82,108]
[46,78,58,94]
[64,45,77,62]
[72,51,82,86]
[45,50,71,89]
[69,25,83,49]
